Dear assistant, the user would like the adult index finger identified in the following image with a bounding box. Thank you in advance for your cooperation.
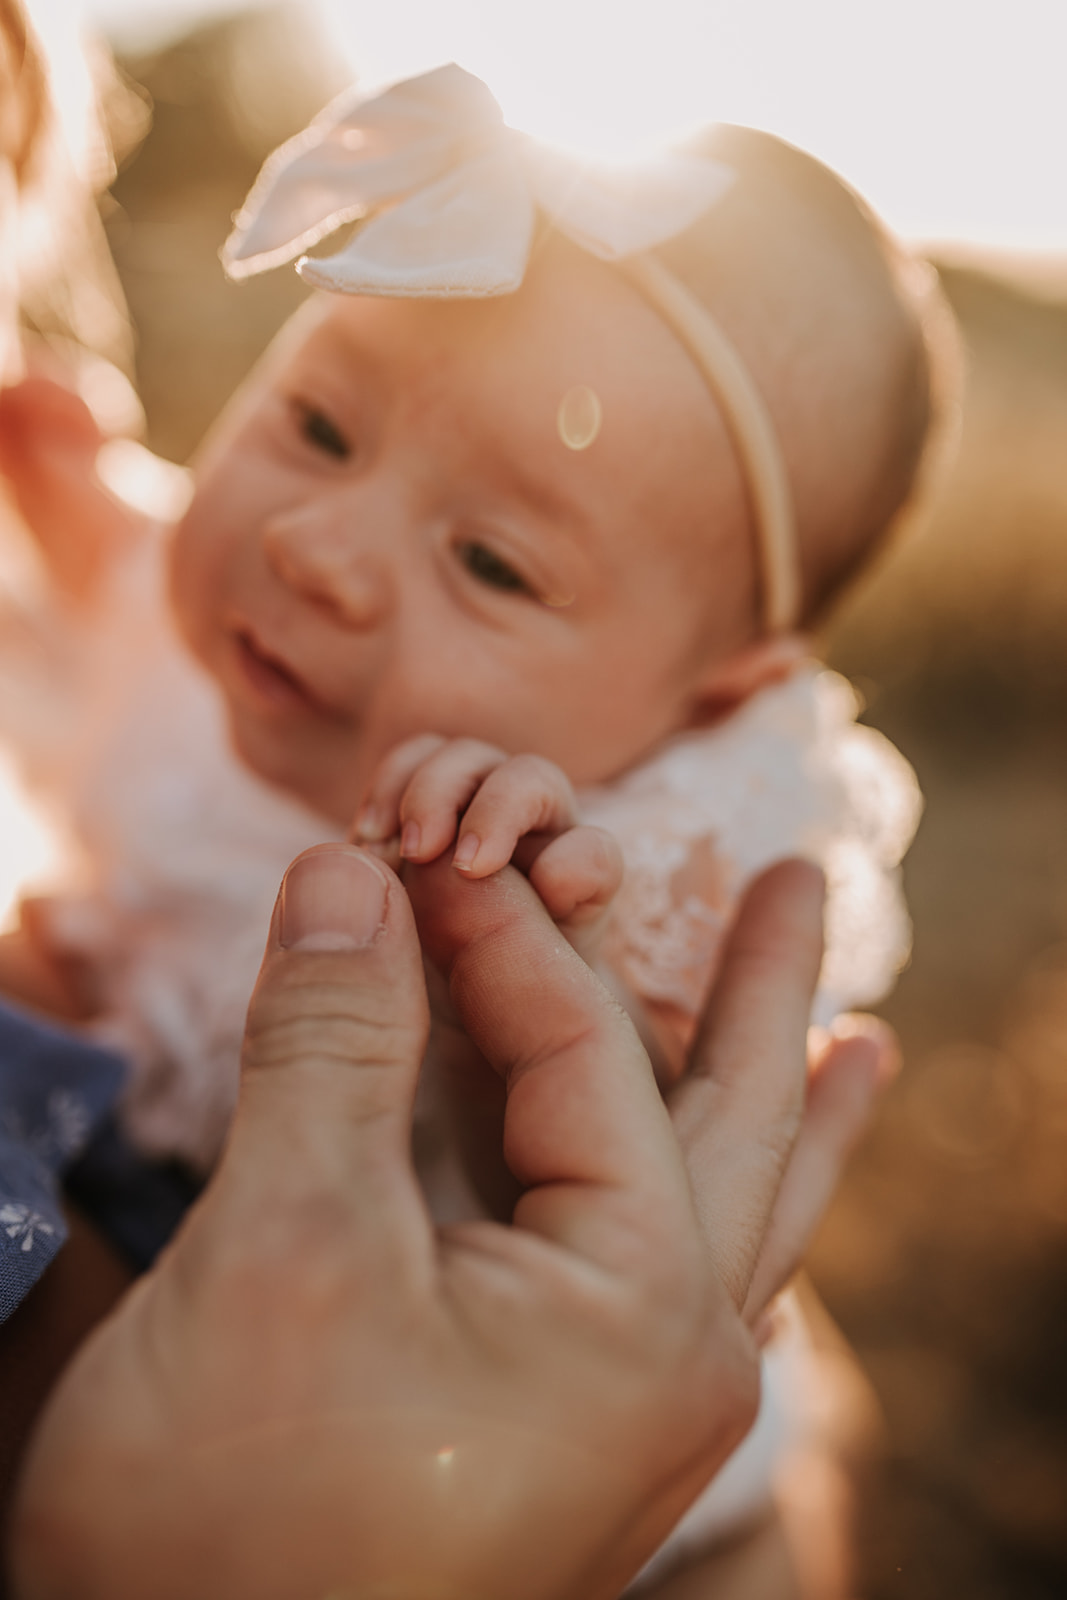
[405,857,697,1267]
[669,860,826,1309]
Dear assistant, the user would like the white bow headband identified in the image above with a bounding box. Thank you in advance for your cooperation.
[223,64,800,631]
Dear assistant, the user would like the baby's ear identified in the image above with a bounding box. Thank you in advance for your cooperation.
[683,631,813,728]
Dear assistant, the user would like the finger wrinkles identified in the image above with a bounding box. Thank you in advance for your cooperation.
[249,952,429,1032]
[245,1006,412,1074]
[244,963,427,1091]
[450,919,605,1079]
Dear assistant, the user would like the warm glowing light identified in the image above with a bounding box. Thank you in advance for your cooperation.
[309,0,1067,250]
[23,0,107,186]
[70,0,1067,248]
[435,1445,455,1465]
[0,755,62,932]
[557,385,602,451]
[319,0,718,163]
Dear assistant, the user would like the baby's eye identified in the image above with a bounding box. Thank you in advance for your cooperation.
[296,403,351,460]
[458,540,530,595]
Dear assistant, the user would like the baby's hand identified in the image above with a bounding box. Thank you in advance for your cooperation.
[352,735,622,949]
[353,740,624,1221]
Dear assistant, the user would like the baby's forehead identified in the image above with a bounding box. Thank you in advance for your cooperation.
[318,275,722,491]
[275,243,729,479]
[282,247,643,379]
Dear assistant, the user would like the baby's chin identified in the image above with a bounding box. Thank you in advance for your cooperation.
[223,705,359,826]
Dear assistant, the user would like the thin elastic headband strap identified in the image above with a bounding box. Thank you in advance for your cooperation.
[620,253,800,634]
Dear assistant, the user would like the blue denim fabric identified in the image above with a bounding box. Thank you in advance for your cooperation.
[0,1000,125,1321]
[0,1001,200,1323]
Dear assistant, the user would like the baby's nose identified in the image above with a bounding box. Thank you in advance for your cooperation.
[263,502,391,630]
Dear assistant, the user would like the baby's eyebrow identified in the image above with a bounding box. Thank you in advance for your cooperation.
[496,457,601,574]
[297,324,385,400]
[485,431,598,535]
[502,458,576,525]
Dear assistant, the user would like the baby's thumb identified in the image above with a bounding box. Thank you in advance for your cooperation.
[225,845,431,1237]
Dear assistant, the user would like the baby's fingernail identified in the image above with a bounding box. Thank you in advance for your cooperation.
[352,804,389,843]
[453,833,480,873]
[280,848,387,950]
[399,820,421,859]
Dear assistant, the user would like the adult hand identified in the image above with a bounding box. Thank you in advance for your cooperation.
[9,846,880,1600]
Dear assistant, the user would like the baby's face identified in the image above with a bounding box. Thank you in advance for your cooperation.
[171,234,751,821]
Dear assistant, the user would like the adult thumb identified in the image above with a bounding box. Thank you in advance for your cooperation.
[220,845,432,1247]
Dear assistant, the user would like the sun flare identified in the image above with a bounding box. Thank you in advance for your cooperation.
[0,754,62,933]
[311,0,1067,249]
[317,0,718,164]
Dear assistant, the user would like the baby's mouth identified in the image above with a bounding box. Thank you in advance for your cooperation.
[232,626,321,714]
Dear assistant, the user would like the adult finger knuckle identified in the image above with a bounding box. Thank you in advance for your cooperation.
[244,970,418,1083]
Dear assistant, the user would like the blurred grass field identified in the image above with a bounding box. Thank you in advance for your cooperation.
[821,252,1067,1598]
[103,12,1067,1593]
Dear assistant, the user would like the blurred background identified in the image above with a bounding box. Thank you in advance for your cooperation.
[29,0,1067,1592]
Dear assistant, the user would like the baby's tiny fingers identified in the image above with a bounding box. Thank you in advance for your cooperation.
[527,827,623,927]
[398,739,511,863]
[452,755,577,877]
[351,734,446,844]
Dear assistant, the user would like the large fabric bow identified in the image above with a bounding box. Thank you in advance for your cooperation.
[222,64,734,297]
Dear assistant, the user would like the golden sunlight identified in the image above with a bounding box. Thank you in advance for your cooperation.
[80,0,1067,246]
[312,0,1067,249]
[0,754,61,932]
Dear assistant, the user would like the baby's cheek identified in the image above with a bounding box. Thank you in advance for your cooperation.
[169,506,229,649]
[167,517,200,618]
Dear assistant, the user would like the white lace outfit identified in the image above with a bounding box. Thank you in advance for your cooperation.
[0,521,920,1576]
[581,663,921,1037]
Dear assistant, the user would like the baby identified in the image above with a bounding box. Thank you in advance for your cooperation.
[170,64,933,1078]
[0,61,943,1594]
